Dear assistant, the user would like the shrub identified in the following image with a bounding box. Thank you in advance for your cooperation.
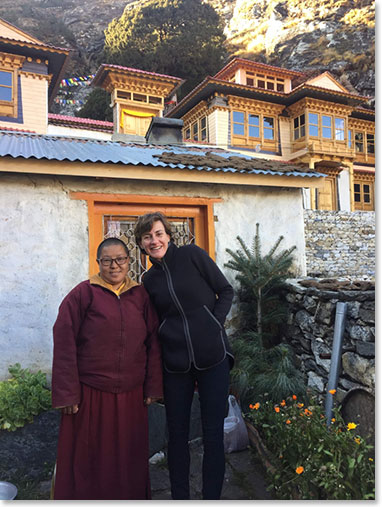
[247,394,375,500]
[0,364,51,431]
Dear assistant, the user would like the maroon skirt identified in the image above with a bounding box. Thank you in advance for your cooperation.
[54,383,150,500]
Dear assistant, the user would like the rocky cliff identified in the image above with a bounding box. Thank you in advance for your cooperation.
[0,0,374,115]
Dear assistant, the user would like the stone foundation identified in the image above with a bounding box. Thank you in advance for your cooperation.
[282,279,375,404]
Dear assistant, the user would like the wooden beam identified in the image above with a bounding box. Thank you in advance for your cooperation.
[0,157,325,189]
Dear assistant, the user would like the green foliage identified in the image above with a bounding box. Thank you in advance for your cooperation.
[226,225,305,405]
[247,395,375,500]
[230,331,306,406]
[225,224,296,339]
[104,0,228,97]
[76,88,113,121]
[0,364,51,431]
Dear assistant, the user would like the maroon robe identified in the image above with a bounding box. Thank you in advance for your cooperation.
[52,275,163,500]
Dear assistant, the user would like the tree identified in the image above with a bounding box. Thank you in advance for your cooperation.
[225,225,306,406]
[104,0,228,98]
[76,88,113,122]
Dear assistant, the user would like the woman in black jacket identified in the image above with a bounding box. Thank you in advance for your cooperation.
[134,212,234,500]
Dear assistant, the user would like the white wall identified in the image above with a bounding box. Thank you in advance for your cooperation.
[0,173,306,379]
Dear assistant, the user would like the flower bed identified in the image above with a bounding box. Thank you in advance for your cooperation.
[245,394,374,500]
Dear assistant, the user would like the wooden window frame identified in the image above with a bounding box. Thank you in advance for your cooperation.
[69,193,220,276]
[0,68,17,118]
[293,113,306,140]
[185,116,208,142]
[231,109,277,146]
[353,179,374,211]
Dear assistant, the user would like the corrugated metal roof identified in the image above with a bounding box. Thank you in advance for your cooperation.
[0,131,324,179]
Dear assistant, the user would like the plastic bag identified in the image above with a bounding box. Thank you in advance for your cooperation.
[223,394,249,453]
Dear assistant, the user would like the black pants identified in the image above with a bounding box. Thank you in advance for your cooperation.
[163,357,230,500]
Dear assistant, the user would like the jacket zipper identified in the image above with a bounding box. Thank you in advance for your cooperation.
[161,258,196,366]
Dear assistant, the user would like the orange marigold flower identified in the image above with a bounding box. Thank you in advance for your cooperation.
[354,437,361,445]
[280,400,286,407]
[347,422,357,431]
[329,389,336,395]
[304,408,312,416]
[331,418,336,423]
[292,395,297,400]
[274,406,280,413]
[286,419,291,425]
[254,402,260,410]
[296,466,304,475]
[297,403,304,408]
[369,458,374,462]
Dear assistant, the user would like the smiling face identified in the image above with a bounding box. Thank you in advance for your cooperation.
[139,220,171,261]
[97,244,129,289]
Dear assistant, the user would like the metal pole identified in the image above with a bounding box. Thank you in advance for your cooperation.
[325,302,347,426]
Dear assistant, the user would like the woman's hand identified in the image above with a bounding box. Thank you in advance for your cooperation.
[144,397,162,406]
[60,404,79,415]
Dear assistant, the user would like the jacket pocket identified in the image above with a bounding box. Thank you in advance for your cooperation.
[186,306,227,370]
[158,315,190,372]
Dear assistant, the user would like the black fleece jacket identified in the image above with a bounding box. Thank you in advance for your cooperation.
[142,241,234,373]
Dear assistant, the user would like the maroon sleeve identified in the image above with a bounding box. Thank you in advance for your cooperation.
[143,292,163,399]
[52,282,91,408]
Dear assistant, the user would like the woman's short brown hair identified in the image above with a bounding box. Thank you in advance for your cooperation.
[134,212,173,252]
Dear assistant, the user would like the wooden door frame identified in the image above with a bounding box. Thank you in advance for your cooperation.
[70,192,221,275]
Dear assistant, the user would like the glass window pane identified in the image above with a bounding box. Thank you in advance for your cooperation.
[309,125,319,137]
[201,117,206,129]
[294,118,299,128]
[264,117,274,128]
[335,129,345,141]
[264,128,274,140]
[257,80,265,88]
[233,111,244,123]
[249,114,259,126]
[277,83,285,92]
[246,78,254,86]
[354,184,360,192]
[249,126,260,138]
[322,116,332,127]
[0,71,12,86]
[233,123,245,135]
[301,125,305,137]
[0,87,12,101]
[300,114,305,125]
[364,194,370,203]
[322,127,332,139]
[335,118,344,129]
[266,82,274,90]
[309,113,318,125]
[363,185,370,193]
[354,194,361,202]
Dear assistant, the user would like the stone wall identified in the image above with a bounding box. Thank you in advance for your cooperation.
[304,210,375,279]
[282,279,375,404]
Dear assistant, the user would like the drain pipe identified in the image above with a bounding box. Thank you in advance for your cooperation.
[325,302,347,426]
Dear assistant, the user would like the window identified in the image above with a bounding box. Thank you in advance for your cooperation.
[263,117,274,140]
[335,117,345,141]
[308,113,319,137]
[192,122,198,141]
[0,71,12,102]
[248,114,260,138]
[322,115,332,139]
[355,132,364,153]
[294,114,306,140]
[233,111,245,135]
[348,129,352,149]
[70,194,217,280]
[200,117,207,141]
[353,181,374,211]
[232,110,276,146]
[184,116,208,142]
[367,134,375,154]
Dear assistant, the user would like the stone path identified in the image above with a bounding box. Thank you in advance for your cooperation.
[150,437,273,500]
